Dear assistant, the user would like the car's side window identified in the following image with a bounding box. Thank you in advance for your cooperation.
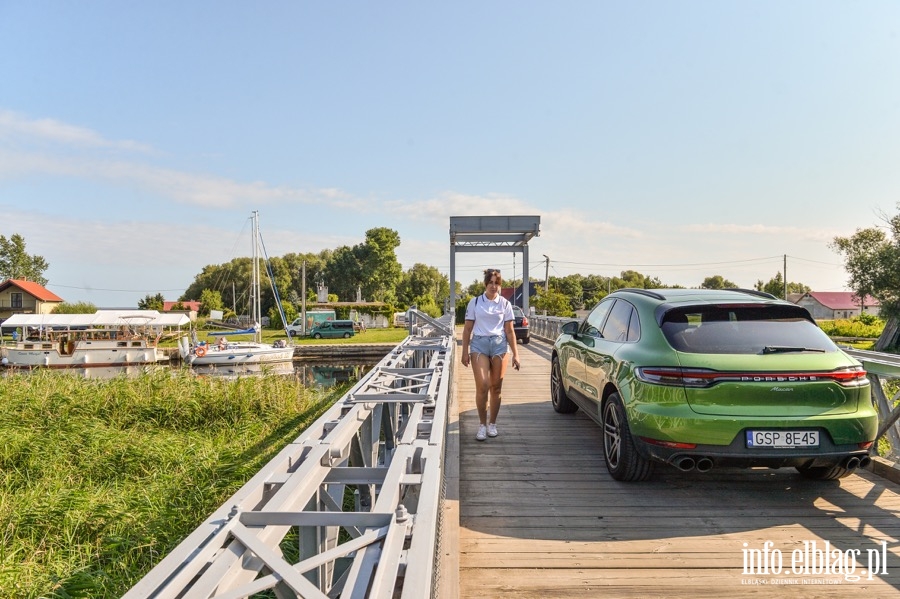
[626,306,641,342]
[601,299,634,343]
[582,299,615,337]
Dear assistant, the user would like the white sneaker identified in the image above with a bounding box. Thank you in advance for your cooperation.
[475,425,487,441]
[487,423,498,437]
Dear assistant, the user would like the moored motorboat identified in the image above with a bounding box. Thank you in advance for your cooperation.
[1,311,189,368]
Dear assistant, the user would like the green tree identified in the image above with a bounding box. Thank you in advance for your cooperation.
[52,301,98,314]
[831,210,900,319]
[701,275,738,290]
[358,227,402,303]
[397,263,448,309]
[532,288,575,317]
[138,293,165,311]
[199,289,223,317]
[0,234,49,285]
[181,258,251,315]
[324,245,362,301]
[754,272,811,299]
[322,228,403,303]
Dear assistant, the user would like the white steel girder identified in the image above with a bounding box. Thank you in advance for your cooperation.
[125,312,454,599]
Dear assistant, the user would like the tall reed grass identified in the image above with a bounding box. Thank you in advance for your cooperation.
[0,368,343,598]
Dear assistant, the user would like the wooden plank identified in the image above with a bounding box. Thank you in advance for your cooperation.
[452,334,900,598]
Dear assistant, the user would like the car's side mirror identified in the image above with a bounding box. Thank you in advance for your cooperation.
[561,321,579,335]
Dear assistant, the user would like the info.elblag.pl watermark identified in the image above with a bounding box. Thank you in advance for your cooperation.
[742,540,889,584]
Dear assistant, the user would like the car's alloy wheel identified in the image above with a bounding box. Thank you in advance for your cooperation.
[550,357,578,414]
[602,393,652,481]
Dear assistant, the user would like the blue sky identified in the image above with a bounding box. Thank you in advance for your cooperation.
[1,1,898,307]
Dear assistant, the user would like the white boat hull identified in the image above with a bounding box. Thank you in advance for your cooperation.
[2,340,158,368]
[188,343,294,366]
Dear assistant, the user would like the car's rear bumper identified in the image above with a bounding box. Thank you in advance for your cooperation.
[625,399,877,470]
[633,430,872,470]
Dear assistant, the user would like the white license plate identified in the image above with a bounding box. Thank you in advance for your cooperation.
[746,430,819,448]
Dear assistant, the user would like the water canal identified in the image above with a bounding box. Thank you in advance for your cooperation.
[6,359,377,386]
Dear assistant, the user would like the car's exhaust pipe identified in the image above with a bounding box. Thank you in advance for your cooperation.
[859,455,872,469]
[843,456,861,470]
[673,456,696,472]
[695,457,714,473]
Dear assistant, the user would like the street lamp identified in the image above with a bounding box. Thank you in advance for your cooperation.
[542,255,549,293]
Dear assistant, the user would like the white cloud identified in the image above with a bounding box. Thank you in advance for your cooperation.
[681,222,839,243]
[0,109,154,152]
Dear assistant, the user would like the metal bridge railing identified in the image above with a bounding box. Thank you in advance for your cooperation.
[126,310,454,599]
[844,349,900,459]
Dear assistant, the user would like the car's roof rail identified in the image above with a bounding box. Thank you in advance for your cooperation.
[723,288,778,300]
[616,288,666,301]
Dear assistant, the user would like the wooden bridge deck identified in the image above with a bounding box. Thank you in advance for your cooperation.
[441,335,900,598]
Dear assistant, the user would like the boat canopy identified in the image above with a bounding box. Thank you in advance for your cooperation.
[2,310,190,329]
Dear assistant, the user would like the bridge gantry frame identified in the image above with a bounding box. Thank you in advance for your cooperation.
[448,215,541,315]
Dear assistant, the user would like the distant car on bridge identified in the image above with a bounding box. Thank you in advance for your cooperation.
[512,305,530,345]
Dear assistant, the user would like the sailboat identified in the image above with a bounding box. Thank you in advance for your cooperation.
[181,211,295,366]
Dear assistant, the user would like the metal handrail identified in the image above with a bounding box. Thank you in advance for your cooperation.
[125,310,454,599]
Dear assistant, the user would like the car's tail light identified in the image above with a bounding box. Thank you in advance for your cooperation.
[521,316,528,326]
[635,366,869,389]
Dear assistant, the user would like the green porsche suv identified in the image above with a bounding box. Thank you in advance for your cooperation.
[550,288,876,482]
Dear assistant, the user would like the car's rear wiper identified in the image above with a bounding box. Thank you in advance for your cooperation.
[762,346,826,354]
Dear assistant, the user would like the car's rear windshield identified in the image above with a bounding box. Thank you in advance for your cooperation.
[659,304,837,354]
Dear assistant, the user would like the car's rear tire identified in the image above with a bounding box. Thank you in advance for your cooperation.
[288,330,296,338]
[521,336,530,345]
[796,462,854,480]
[550,357,578,414]
[343,332,351,338]
[602,393,653,482]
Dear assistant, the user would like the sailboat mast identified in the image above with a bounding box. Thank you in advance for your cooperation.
[252,210,261,343]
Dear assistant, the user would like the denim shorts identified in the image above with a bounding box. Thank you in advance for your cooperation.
[469,334,509,358]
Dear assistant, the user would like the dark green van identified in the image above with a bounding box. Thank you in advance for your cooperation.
[309,320,356,339]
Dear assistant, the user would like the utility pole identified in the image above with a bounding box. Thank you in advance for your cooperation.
[301,261,307,335]
[783,254,787,299]
[543,254,549,293]
[512,254,516,305]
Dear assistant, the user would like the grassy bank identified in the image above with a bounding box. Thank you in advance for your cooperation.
[0,368,344,598]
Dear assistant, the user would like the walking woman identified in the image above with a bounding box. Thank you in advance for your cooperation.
[461,268,521,441]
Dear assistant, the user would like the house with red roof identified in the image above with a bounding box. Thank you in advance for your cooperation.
[163,300,201,313]
[794,291,880,320]
[163,300,201,322]
[0,279,64,319]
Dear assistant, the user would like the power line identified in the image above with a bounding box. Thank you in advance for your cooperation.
[49,283,187,293]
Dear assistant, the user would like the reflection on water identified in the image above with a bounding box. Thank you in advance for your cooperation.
[191,361,297,379]
[9,360,377,387]
[193,361,374,386]
[294,361,374,388]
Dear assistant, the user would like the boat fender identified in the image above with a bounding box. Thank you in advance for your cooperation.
[196,346,207,357]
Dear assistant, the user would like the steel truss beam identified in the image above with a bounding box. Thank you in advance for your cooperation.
[125,311,454,599]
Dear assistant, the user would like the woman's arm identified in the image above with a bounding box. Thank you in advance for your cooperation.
[461,320,474,367]
[504,320,520,370]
